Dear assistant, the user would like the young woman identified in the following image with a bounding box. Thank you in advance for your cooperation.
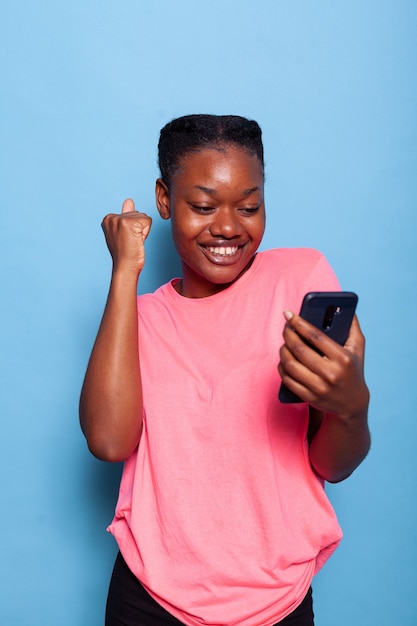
[80,114,370,626]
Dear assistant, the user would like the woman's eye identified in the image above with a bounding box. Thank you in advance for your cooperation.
[190,204,261,215]
[239,206,260,215]
[191,205,215,213]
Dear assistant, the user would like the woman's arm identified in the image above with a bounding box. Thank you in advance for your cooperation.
[279,313,371,483]
[79,199,152,462]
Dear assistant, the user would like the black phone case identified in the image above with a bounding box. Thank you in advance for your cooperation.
[278,291,358,403]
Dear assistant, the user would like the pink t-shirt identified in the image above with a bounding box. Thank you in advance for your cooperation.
[108,248,343,626]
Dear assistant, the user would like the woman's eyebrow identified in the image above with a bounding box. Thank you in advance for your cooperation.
[242,186,261,196]
[192,185,261,196]
[193,185,217,195]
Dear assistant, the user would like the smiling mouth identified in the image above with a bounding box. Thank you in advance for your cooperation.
[205,245,240,257]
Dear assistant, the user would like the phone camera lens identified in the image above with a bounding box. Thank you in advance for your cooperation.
[322,305,336,330]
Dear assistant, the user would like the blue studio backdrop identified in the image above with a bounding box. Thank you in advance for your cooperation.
[1,2,416,625]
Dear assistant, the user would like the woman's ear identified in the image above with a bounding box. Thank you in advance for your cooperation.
[155,178,171,220]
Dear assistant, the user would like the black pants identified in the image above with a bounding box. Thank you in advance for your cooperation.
[105,552,314,626]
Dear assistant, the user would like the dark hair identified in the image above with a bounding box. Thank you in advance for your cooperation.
[158,114,264,185]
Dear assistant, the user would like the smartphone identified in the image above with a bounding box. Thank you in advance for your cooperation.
[278,291,358,403]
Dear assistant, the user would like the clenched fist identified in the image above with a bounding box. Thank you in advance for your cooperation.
[101,199,152,275]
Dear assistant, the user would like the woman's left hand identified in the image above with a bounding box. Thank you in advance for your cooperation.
[278,312,369,419]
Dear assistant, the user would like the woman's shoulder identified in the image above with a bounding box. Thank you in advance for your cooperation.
[256,248,338,291]
[258,247,328,268]
[137,279,178,311]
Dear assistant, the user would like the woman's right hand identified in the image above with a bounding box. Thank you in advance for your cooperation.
[101,198,152,275]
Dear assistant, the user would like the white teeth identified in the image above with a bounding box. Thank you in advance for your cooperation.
[207,246,238,256]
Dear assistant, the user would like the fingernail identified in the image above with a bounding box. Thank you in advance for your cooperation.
[283,310,294,321]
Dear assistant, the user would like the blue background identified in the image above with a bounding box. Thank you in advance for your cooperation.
[1,1,416,624]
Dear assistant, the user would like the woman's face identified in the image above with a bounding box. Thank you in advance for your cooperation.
[156,145,266,298]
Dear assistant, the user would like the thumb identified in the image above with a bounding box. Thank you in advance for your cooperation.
[121,198,136,214]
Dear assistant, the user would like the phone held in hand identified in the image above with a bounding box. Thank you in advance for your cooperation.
[278,291,358,404]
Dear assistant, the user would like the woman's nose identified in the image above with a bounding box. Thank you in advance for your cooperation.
[209,208,242,237]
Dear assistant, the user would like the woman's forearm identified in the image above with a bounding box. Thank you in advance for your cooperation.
[79,268,143,462]
[309,406,371,483]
